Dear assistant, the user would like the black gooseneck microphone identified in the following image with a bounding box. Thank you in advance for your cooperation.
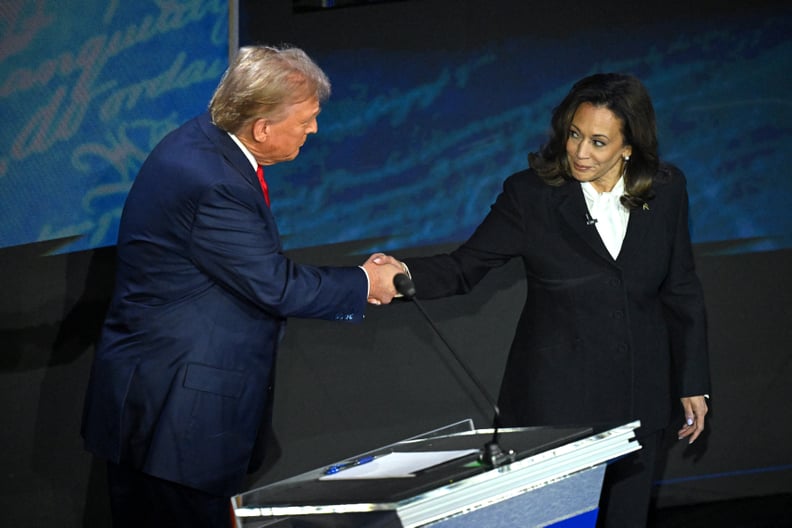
[393,273,515,468]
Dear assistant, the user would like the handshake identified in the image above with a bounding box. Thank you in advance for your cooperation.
[360,253,409,305]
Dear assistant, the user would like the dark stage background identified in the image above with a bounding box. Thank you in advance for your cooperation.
[1,0,790,526]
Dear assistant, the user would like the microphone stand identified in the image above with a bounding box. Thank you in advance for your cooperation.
[394,274,515,468]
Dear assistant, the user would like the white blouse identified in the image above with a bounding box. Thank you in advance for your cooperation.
[581,177,630,260]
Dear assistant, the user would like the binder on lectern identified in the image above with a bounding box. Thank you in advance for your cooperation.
[232,420,640,528]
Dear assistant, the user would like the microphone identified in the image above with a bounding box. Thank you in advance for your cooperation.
[585,213,598,226]
[393,273,416,299]
[393,273,515,468]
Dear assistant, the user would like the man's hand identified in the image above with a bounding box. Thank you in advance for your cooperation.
[361,253,404,305]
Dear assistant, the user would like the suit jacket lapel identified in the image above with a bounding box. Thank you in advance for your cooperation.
[196,112,279,237]
[616,203,652,265]
[556,181,616,265]
[197,112,259,186]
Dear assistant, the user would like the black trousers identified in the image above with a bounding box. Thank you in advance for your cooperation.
[106,462,232,528]
[597,431,662,528]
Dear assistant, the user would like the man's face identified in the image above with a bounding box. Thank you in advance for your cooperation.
[259,97,321,165]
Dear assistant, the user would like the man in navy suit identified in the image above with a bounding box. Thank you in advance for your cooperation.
[81,45,403,527]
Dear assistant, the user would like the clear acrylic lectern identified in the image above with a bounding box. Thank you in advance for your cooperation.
[232,420,640,528]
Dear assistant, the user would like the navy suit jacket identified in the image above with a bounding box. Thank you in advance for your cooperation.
[404,165,710,434]
[82,113,368,496]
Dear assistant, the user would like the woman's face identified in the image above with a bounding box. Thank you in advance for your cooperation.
[565,102,632,193]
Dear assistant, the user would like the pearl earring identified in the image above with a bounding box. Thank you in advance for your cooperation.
[623,155,630,161]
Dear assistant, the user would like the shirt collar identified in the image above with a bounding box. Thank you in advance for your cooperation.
[581,176,625,201]
[227,133,258,171]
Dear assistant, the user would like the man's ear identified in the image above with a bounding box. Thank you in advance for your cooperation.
[252,118,269,143]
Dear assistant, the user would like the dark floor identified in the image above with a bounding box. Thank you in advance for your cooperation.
[648,494,792,528]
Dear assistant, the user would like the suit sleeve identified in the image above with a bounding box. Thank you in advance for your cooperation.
[659,171,711,397]
[404,173,528,299]
[188,180,368,322]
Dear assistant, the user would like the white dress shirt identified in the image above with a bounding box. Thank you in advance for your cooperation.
[581,177,630,259]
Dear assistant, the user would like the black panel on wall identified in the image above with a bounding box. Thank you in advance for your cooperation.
[292,0,406,14]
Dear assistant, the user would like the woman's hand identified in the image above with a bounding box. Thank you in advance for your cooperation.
[678,395,708,444]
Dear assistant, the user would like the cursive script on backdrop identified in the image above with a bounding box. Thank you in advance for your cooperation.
[0,0,227,251]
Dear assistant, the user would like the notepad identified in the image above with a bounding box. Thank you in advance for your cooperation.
[319,449,480,480]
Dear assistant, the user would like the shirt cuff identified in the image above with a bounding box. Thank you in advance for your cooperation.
[358,265,371,298]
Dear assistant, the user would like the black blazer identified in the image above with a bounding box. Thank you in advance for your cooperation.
[82,113,368,496]
[404,165,710,433]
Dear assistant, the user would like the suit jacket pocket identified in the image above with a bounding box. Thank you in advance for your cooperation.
[183,363,244,398]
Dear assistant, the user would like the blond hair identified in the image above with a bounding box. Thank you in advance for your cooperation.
[209,45,331,133]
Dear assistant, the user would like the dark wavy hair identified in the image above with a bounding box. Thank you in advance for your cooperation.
[529,73,659,209]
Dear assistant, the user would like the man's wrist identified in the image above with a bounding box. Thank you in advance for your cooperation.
[358,265,371,298]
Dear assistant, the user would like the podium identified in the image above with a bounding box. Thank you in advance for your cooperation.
[232,420,640,528]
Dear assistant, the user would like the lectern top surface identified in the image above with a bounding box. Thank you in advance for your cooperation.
[236,426,592,508]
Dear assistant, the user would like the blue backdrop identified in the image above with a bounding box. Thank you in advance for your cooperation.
[264,6,792,255]
[1,2,790,255]
[1,0,227,252]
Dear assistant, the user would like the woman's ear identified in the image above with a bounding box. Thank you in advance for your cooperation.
[623,146,633,160]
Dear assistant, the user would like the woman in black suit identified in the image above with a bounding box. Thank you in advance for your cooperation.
[377,73,710,526]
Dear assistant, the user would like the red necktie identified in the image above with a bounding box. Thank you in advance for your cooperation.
[256,165,270,207]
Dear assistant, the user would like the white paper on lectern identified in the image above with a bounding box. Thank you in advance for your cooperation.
[319,449,480,480]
